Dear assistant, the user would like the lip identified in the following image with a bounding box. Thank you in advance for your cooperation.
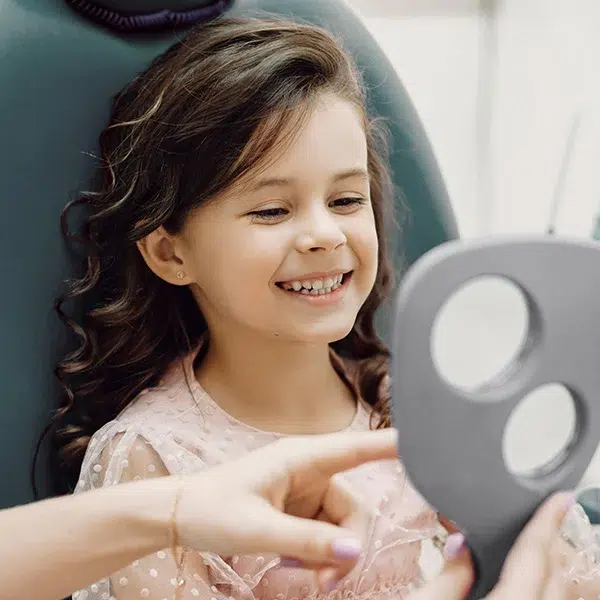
[276,270,350,284]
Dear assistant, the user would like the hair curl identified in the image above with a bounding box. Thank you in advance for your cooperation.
[47,15,395,491]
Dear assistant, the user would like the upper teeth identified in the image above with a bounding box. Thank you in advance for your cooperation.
[282,273,344,292]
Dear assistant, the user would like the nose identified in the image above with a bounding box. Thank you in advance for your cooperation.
[295,207,347,254]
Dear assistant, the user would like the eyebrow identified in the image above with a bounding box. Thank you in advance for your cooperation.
[247,168,369,192]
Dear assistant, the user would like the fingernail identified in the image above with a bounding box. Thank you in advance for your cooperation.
[443,533,466,560]
[332,538,362,560]
[325,579,340,593]
[564,492,577,510]
[279,558,302,569]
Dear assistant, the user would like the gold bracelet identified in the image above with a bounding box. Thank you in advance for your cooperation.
[170,475,187,600]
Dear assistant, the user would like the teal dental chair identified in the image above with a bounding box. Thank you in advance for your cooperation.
[0,0,458,510]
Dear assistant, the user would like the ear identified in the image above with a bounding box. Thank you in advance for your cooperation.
[136,226,190,286]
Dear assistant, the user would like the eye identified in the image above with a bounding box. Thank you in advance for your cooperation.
[248,207,289,221]
[330,197,366,211]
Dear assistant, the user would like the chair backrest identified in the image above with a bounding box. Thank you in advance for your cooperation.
[0,0,458,508]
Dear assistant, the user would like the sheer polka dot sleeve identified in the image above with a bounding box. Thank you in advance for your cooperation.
[72,429,256,600]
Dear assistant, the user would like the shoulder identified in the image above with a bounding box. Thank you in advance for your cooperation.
[74,379,208,492]
[83,379,197,454]
[75,356,263,491]
[75,417,214,493]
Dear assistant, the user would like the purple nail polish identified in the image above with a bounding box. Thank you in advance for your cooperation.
[279,557,302,569]
[564,492,577,510]
[443,533,466,560]
[332,538,362,560]
[325,579,340,593]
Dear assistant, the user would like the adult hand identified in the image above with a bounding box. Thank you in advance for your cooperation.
[175,428,398,590]
[410,491,577,600]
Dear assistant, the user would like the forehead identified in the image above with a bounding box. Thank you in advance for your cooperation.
[264,95,368,179]
[189,95,370,222]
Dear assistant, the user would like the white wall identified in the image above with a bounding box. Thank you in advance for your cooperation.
[347,0,600,489]
[491,0,600,237]
[350,0,600,238]
[349,1,482,236]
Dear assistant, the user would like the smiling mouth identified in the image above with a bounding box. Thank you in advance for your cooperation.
[276,271,353,296]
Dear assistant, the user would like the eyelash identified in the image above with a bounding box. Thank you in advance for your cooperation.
[249,197,366,221]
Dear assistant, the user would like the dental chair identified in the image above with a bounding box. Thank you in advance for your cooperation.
[0,0,458,510]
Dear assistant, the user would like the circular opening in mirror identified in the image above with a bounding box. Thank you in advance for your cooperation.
[503,383,577,477]
[431,276,529,392]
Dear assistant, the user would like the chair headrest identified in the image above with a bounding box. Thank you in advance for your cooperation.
[65,0,233,32]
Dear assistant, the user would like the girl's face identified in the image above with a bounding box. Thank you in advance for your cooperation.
[147,94,379,345]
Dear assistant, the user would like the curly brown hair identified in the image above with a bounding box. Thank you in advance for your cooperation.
[49,15,394,489]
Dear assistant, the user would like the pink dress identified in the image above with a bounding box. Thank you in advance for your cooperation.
[72,352,440,600]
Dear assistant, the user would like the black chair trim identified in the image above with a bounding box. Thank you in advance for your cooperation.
[64,0,234,32]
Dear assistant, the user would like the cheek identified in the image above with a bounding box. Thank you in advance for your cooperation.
[187,226,284,297]
[350,223,379,304]
[353,212,379,274]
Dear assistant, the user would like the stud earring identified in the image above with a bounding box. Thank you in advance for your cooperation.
[176,270,185,280]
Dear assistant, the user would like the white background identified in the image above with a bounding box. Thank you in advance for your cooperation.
[346,0,600,488]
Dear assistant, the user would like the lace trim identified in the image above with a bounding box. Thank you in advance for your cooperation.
[303,572,421,600]
[561,503,600,583]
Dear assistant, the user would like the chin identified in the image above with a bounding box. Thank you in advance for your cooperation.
[284,319,357,345]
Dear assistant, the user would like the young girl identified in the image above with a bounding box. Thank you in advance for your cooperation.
[56,15,443,600]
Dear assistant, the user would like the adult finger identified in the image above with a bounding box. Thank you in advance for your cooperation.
[256,509,363,565]
[488,492,575,599]
[409,540,474,600]
[266,429,399,479]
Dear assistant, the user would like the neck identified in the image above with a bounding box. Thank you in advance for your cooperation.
[195,327,356,434]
